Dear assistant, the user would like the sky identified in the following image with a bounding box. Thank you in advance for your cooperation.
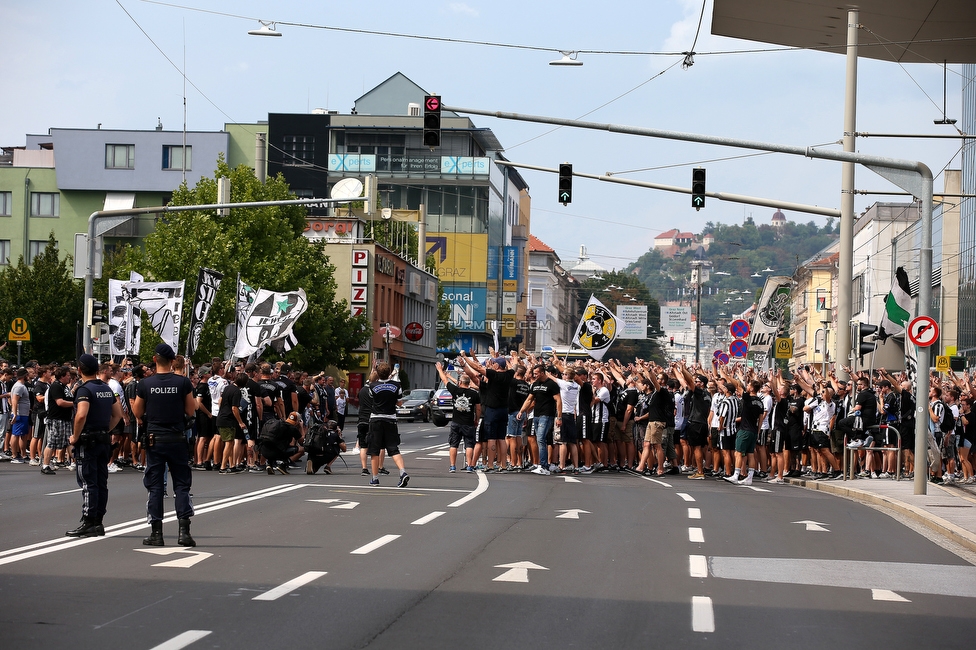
[4,0,967,273]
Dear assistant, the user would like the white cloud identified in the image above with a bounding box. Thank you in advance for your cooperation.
[449,3,479,17]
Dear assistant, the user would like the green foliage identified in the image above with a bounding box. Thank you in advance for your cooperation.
[578,271,663,363]
[0,233,84,363]
[629,219,836,330]
[100,158,369,369]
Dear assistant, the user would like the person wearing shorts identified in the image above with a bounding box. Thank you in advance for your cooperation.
[366,363,409,488]
[725,380,765,486]
[436,362,481,472]
[9,369,32,462]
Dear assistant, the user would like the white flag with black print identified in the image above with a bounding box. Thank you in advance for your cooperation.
[233,288,308,358]
[123,280,185,351]
[572,294,617,361]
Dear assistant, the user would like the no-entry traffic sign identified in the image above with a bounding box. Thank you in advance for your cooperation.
[907,316,939,347]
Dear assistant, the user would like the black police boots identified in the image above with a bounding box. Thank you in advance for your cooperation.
[143,520,164,546]
[65,517,100,538]
[177,518,196,547]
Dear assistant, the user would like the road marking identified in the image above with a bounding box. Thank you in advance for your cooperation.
[411,511,446,525]
[746,486,772,492]
[688,508,701,519]
[135,548,213,568]
[691,596,715,633]
[709,556,976,598]
[689,555,708,578]
[45,488,82,496]
[149,630,212,650]
[643,476,672,487]
[872,589,911,602]
[351,534,401,555]
[424,435,438,438]
[793,520,830,532]
[307,499,360,509]
[448,469,488,507]
[555,509,590,519]
[689,527,705,543]
[677,493,696,502]
[0,484,302,567]
[305,484,468,493]
[430,450,452,457]
[252,571,328,601]
[563,476,581,483]
[493,561,549,583]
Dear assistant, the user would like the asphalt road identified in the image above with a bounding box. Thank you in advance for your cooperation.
[2,421,975,649]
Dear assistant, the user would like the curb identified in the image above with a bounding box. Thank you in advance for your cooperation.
[785,477,976,555]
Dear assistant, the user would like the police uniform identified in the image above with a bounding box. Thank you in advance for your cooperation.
[136,344,196,546]
[66,358,119,538]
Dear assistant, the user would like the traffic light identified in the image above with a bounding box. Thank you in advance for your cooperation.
[670,336,675,347]
[852,321,878,360]
[423,95,441,148]
[558,163,573,205]
[87,298,107,339]
[363,174,376,215]
[692,167,706,210]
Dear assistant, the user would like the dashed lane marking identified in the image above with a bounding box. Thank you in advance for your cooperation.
[689,527,705,543]
[350,535,401,555]
[677,493,696,502]
[689,555,708,578]
[148,630,212,650]
[411,511,446,525]
[692,596,715,633]
[688,508,701,519]
[253,571,328,601]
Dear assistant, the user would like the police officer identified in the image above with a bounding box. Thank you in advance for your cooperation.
[132,343,197,547]
[66,354,122,538]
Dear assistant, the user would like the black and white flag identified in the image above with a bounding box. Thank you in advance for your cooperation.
[185,268,223,358]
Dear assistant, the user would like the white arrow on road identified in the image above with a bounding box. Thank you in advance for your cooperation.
[135,548,213,568]
[563,476,581,483]
[793,520,830,532]
[307,499,360,510]
[493,561,549,583]
[555,509,590,519]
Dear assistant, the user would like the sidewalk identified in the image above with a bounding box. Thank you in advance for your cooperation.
[786,474,976,554]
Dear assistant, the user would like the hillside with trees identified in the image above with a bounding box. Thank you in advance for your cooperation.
[627,218,837,328]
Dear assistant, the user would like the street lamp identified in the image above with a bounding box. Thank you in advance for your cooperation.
[247,20,282,36]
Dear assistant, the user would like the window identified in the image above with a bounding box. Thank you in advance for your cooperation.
[0,240,9,265]
[30,192,59,218]
[282,135,315,166]
[530,288,544,308]
[105,144,135,169]
[28,239,56,265]
[162,145,191,170]
[0,192,11,217]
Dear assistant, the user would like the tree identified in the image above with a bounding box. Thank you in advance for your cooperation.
[0,233,84,363]
[99,158,369,369]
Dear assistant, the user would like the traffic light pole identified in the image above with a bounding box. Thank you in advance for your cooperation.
[445,99,934,495]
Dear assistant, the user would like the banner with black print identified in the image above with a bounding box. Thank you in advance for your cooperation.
[185,268,223,358]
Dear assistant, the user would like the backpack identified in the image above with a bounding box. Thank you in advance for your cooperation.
[938,401,955,433]
[258,418,289,443]
[304,421,341,458]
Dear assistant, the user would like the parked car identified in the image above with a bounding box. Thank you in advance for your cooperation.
[397,388,436,422]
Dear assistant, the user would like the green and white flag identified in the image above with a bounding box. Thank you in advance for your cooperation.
[879,267,912,341]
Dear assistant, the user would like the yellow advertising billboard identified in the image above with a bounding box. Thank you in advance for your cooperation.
[426,233,488,283]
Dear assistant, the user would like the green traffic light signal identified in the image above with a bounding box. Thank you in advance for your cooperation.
[692,167,706,209]
[558,163,573,204]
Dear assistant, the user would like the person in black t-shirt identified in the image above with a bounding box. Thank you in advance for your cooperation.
[215,374,246,473]
[65,354,121,538]
[436,362,481,472]
[366,362,409,487]
[132,343,197,547]
[192,366,214,470]
[516,364,562,475]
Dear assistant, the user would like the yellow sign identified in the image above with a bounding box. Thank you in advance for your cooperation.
[774,337,793,359]
[945,345,957,357]
[427,233,488,283]
[936,355,951,373]
[7,317,30,342]
[503,279,518,292]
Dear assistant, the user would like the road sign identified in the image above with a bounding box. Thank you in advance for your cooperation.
[8,317,30,342]
[730,319,750,340]
[713,350,722,359]
[907,316,939,347]
[729,340,748,358]
[936,356,951,373]
[774,337,793,359]
[717,352,730,365]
